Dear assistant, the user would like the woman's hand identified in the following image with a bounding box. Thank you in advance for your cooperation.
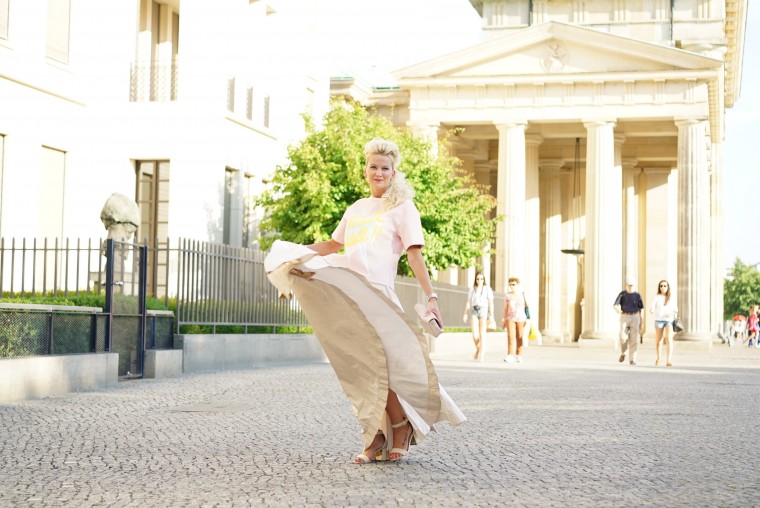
[428,298,443,328]
[463,312,469,324]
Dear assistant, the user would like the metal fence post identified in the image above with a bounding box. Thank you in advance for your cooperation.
[47,310,54,355]
[104,239,114,352]
[139,244,148,366]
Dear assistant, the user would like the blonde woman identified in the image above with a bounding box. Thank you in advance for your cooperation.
[271,138,465,464]
[650,279,678,366]
[463,271,494,361]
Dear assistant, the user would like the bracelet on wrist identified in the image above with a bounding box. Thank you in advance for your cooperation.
[426,292,439,302]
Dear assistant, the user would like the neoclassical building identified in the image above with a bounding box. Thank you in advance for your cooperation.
[337,0,747,346]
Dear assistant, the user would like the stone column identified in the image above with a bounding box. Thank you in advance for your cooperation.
[540,160,564,342]
[711,139,724,338]
[408,122,440,156]
[622,160,639,283]
[495,122,527,290]
[475,162,494,287]
[525,135,543,327]
[580,119,621,343]
[676,118,712,342]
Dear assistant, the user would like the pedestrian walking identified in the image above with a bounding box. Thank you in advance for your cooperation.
[463,271,494,361]
[650,279,678,366]
[502,277,528,363]
[614,276,644,365]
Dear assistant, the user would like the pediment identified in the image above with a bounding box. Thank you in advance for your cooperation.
[394,22,721,81]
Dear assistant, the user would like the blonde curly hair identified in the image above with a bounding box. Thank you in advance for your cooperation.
[363,138,414,210]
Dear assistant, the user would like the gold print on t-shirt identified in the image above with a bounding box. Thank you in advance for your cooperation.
[345,213,384,249]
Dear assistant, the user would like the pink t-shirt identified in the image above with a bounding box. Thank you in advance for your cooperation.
[332,197,425,288]
[503,292,527,322]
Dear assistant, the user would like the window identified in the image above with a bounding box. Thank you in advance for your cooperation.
[223,168,243,246]
[0,0,9,40]
[263,95,270,128]
[227,77,236,113]
[135,160,170,246]
[131,0,179,102]
[135,160,170,295]
[46,0,70,63]
[241,173,258,248]
[246,87,254,121]
[40,146,66,239]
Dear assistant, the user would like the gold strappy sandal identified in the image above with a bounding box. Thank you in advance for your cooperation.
[353,432,387,464]
[388,418,414,462]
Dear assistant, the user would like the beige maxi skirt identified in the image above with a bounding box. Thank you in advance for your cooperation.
[265,240,466,450]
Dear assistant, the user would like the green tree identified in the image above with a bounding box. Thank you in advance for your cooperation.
[724,258,760,319]
[257,98,498,274]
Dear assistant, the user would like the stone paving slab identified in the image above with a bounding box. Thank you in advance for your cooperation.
[1,343,759,507]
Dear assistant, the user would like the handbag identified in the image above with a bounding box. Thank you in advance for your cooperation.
[672,317,684,333]
[523,293,530,320]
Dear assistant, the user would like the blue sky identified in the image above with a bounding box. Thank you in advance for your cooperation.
[319,1,757,267]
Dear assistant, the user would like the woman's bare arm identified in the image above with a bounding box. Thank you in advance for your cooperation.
[306,239,342,256]
[407,246,442,324]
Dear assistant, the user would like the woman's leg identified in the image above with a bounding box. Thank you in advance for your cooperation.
[470,315,480,357]
[664,325,674,365]
[507,320,516,356]
[654,327,663,365]
[477,316,488,360]
[515,321,525,357]
[386,389,413,460]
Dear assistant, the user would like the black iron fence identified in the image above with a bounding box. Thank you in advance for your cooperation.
[0,239,173,375]
[174,238,306,331]
[0,237,106,297]
[0,236,501,336]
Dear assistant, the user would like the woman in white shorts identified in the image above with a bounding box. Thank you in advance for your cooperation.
[650,279,678,366]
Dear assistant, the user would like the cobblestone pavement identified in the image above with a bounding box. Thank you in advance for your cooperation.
[1,341,759,507]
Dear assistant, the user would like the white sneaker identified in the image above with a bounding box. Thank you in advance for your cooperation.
[516,356,523,363]
[503,355,515,363]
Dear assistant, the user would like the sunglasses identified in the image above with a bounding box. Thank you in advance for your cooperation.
[508,283,517,286]
[659,284,668,288]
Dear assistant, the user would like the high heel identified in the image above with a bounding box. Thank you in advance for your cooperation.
[353,431,386,464]
[388,417,413,462]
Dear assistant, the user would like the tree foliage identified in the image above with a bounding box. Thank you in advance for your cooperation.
[256,98,498,274]
[723,258,760,319]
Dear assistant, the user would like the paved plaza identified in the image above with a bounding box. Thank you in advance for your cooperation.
[1,337,759,507]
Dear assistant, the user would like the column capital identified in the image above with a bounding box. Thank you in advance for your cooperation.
[642,167,673,175]
[582,118,617,128]
[674,117,707,128]
[621,158,638,171]
[526,134,544,146]
[494,120,528,132]
[539,159,565,172]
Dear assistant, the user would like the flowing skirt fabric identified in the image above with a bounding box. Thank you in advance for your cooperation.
[265,240,466,449]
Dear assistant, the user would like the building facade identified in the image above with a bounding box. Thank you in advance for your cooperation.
[344,0,747,345]
[0,0,329,259]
